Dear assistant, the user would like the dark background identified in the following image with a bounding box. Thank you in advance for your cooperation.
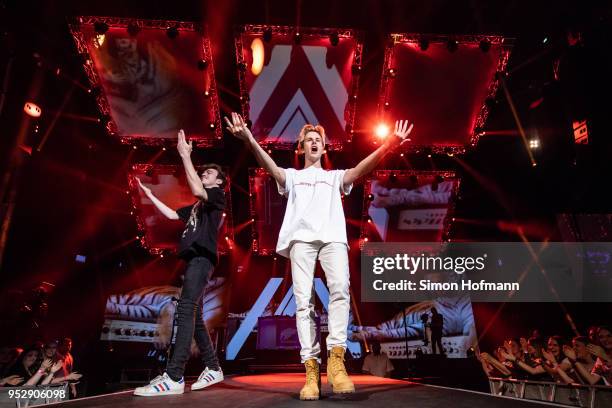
[1,0,611,384]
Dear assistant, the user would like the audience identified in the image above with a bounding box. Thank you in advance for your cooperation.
[480,325,612,388]
[0,337,83,398]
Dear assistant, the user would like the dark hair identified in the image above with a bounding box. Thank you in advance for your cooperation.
[573,336,590,347]
[201,163,227,189]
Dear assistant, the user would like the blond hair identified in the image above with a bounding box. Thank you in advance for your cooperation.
[297,124,326,153]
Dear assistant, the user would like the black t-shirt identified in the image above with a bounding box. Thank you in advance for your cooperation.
[176,187,225,264]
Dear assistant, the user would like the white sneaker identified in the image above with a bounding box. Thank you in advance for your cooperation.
[191,367,224,391]
[133,372,185,396]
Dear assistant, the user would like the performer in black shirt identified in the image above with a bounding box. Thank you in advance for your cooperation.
[134,130,226,397]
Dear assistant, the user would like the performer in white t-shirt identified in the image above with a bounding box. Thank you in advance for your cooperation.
[225,113,413,400]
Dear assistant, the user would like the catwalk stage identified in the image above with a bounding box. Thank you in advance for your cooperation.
[47,374,559,408]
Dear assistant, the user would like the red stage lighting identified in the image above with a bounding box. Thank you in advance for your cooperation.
[375,123,390,139]
[24,102,42,118]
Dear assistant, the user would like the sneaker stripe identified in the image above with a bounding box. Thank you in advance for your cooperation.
[162,382,169,391]
[153,385,160,392]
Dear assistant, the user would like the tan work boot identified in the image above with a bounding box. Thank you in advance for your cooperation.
[326,346,355,394]
[299,358,321,400]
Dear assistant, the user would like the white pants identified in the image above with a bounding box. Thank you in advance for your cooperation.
[289,241,350,363]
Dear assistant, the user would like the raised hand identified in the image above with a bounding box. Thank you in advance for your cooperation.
[542,349,556,364]
[562,345,576,360]
[135,177,151,196]
[177,129,193,158]
[50,360,64,374]
[224,112,253,142]
[41,358,53,370]
[393,119,414,144]
[586,344,608,360]
[1,375,23,386]
[66,372,83,381]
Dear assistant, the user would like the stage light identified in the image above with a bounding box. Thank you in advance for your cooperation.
[162,147,166,151]
[263,28,272,43]
[94,21,109,35]
[209,122,216,130]
[375,123,390,138]
[367,193,374,201]
[197,59,209,70]
[132,145,137,150]
[542,37,548,44]
[75,254,87,264]
[387,68,396,78]
[166,25,179,39]
[479,39,491,53]
[367,216,372,223]
[267,149,272,154]
[329,32,339,46]
[446,38,458,53]
[225,236,229,240]
[294,32,301,44]
[222,212,227,217]
[418,37,429,51]
[24,102,42,118]
[352,65,362,74]
[529,138,540,149]
[127,23,140,37]
[238,61,248,72]
[251,38,264,76]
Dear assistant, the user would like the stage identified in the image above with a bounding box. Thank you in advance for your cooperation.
[47,374,561,408]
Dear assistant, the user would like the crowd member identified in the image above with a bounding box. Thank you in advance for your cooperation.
[6,347,41,386]
[480,326,612,389]
[557,336,598,384]
[362,341,394,378]
[56,337,78,397]
[0,347,22,377]
[500,337,550,380]
[588,326,612,385]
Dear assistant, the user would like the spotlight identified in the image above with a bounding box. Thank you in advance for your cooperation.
[446,38,458,53]
[529,138,540,149]
[24,102,42,118]
[127,23,140,37]
[329,32,339,46]
[375,123,390,138]
[389,173,397,182]
[197,59,209,70]
[352,64,362,74]
[203,90,211,98]
[294,32,301,44]
[418,37,429,51]
[263,28,272,43]
[94,21,109,35]
[479,39,491,53]
[367,216,372,223]
[367,193,374,201]
[387,68,396,78]
[166,25,179,39]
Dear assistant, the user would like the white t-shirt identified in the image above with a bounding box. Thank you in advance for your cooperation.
[276,166,353,258]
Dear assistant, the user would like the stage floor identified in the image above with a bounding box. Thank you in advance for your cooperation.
[48,374,560,407]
